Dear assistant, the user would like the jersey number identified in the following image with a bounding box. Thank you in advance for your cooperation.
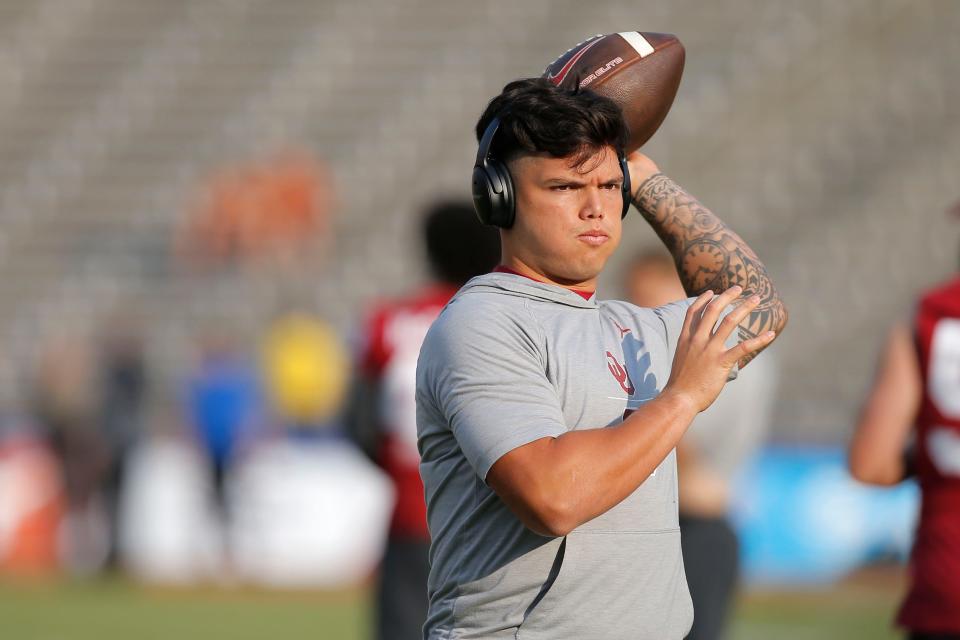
[929,318,960,419]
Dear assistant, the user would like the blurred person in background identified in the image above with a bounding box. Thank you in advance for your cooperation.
[625,250,777,640]
[31,335,109,574]
[849,211,960,640]
[348,201,500,640]
[261,310,350,437]
[30,325,148,575]
[224,312,393,589]
[121,309,389,588]
[97,316,148,569]
[183,332,264,517]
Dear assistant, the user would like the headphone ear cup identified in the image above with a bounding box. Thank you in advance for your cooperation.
[488,160,515,228]
[619,153,632,219]
[471,165,497,226]
[472,160,515,228]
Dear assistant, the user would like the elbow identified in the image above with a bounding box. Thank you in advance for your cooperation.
[487,448,583,537]
[536,506,577,538]
[533,518,575,539]
[847,453,903,487]
[519,488,579,538]
[850,467,903,487]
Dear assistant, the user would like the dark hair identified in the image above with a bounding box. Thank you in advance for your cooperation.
[423,200,501,285]
[475,77,629,167]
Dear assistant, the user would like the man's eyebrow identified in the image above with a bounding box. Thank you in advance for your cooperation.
[543,177,587,186]
[542,175,623,186]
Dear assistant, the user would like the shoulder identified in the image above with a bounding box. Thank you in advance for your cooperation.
[601,297,693,337]
[416,290,549,416]
[427,288,539,347]
[418,290,544,390]
[601,298,680,321]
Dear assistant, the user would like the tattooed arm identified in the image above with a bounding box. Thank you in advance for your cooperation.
[628,155,787,366]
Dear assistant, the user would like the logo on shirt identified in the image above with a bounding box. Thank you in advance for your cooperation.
[606,351,636,395]
[613,320,631,339]
[607,328,661,422]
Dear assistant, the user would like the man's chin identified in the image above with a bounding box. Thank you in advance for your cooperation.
[547,266,603,288]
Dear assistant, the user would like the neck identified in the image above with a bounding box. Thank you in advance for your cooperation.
[499,256,597,292]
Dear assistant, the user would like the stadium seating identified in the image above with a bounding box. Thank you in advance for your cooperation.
[0,0,957,440]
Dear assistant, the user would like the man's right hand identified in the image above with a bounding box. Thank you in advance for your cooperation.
[662,286,776,413]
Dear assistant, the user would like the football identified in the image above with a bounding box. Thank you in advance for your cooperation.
[543,32,685,152]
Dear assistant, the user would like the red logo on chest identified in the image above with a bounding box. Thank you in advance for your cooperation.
[613,321,631,339]
[606,351,635,395]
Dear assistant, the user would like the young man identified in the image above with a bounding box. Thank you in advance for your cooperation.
[849,263,960,640]
[416,78,787,639]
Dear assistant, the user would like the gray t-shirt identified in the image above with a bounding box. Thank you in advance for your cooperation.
[417,272,733,640]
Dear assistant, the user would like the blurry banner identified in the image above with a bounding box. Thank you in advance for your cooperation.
[119,435,391,588]
[0,434,64,575]
[119,437,223,584]
[730,445,919,585]
[229,439,392,588]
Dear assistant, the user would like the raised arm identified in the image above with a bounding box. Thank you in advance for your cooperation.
[629,155,788,366]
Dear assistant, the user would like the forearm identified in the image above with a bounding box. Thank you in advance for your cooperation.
[847,323,920,486]
[632,173,787,359]
[493,390,698,536]
[848,417,909,486]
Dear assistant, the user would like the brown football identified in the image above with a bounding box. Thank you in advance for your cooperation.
[543,32,685,152]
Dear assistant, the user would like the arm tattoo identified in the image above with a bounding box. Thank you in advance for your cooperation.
[633,173,787,365]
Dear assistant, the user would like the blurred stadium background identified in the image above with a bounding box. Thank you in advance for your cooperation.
[0,0,958,638]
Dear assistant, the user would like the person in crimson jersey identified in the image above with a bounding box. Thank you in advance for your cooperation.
[849,239,960,640]
[348,201,500,640]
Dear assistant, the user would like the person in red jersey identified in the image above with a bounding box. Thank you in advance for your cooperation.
[849,229,960,640]
[348,201,500,640]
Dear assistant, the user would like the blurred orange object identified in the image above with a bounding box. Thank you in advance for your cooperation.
[179,149,335,265]
[0,438,65,575]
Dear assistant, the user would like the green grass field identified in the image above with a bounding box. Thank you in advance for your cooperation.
[0,570,906,640]
[730,571,905,640]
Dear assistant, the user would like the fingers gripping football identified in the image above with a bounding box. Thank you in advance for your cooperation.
[666,286,775,413]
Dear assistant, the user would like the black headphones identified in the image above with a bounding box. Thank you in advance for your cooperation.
[471,115,632,228]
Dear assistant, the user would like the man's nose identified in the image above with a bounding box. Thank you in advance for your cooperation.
[580,188,605,219]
